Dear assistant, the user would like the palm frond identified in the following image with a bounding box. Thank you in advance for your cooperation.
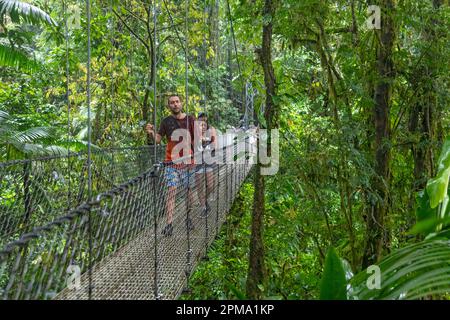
[2,136,68,160]
[58,140,100,153]
[0,43,39,72]
[349,240,450,300]
[21,142,45,155]
[0,109,9,122]
[0,0,57,26]
[43,145,68,156]
[10,126,53,143]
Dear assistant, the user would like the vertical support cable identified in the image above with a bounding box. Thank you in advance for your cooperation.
[225,0,241,76]
[108,0,117,188]
[234,137,238,198]
[224,144,228,214]
[109,0,115,146]
[86,0,93,300]
[153,0,158,163]
[184,0,192,288]
[244,82,248,128]
[202,0,209,257]
[151,170,159,299]
[227,141,230,211]
[64,0,72,210]
[230,137,234,205]
[214,0,220,236]
[215,161,220,236]
[185,0,189,114]
[152,0,160,300]
[22,162,31,231]
[215,0,220,115]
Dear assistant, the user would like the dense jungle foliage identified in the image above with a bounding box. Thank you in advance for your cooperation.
[1,0,450,300]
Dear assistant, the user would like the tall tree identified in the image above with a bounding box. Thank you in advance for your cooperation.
[362,0,396,267]
[408,0,444,191]
[112,2,156,124]
[246,0,278,299]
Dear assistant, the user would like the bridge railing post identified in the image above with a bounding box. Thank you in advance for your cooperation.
[215,162,220,237]
[151,165,160,300]
[184,164,192,289]
[202,159,209,258]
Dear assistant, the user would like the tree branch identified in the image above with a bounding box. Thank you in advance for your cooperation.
[112,8,150,53]
[123,6,147,25]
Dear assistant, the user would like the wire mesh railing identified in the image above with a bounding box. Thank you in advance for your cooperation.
[0,132,255,300]
[0,146,165,248]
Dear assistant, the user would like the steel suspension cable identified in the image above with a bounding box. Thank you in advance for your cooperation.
[202,0,209,255]
[225,0,241,77]
[151,0,160,300]
[161,0,201,84]
[109,0,115,145]
[214,0,220,237]
[86,0,93,300]
[184,0,192,287]
[63,1,72,211]
[153,2,158,164]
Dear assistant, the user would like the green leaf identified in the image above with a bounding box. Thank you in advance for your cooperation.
[0,0,57,26]
[11,127,54,143]
[426,229,450,241]
[350,240,450,300]
[0,110,9,122]
[426,137,450,209]
[0,44,39,72]
[226,282,246,300]
[416,190,437,223]
[408,216,450,236]
[319,247,347,300]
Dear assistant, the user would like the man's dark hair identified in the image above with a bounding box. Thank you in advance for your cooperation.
[167,94,183,105]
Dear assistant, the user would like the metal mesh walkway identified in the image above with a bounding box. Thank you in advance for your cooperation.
[0,133,254,300]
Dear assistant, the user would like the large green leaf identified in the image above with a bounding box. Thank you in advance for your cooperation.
[225,281,246,300]
[349,240,450,300]
[0,0,56,26]
[42,145,69,156]
[0,117,64,160]
[0,43,39,72]
[10,126,54,143]
[0,110,9,122]
[4,141,66,159]
[416,189,437,223]
[408,216,450,236]
[319,247,347,300]
[426,137,450,209]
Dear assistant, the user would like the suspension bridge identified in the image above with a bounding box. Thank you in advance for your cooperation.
[0,132,256,300]
[0,0,260,300]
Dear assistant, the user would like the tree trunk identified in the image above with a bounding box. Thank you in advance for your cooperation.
[246,0,277,299]
[408,0,443,191]
[362,0,395,268]
[246,163,266,299]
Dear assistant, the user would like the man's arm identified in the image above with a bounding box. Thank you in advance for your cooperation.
[145,124,163,144]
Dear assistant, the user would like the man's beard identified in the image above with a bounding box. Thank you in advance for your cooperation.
[171,109,181,115]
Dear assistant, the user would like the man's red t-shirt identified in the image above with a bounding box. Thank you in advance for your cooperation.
[158,115,196,163]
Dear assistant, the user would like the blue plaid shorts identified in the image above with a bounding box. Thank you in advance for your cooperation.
[164,166,196,188]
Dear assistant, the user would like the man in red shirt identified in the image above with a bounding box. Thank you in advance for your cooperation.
[145,94,197,236]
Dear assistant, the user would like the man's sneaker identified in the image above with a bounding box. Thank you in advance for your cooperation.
[186,217,194,231]
[162,223,173,237]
